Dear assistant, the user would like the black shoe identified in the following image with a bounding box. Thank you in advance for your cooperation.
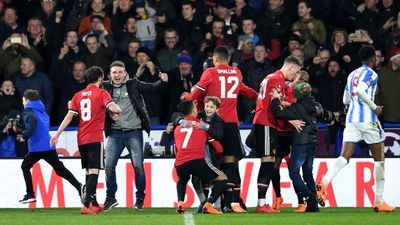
[79,184,86,204]
[305,195,320,212]
[19,194,36,204]
[104,198,118,211]
[134,198,144,212]
[194,202,206,214]
[223,206,233,213]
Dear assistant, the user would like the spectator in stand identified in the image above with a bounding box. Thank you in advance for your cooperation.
[167,54,199,119]
[156,28,181,73]
[279,34,302,67]
[26,17,51,73]
[0,6,27,45]
[14,55,53,114]
[376,48,400,123]
[374,48,386,71]
[346,29,373,70]
[239,43,275,124]
[257,0,292,46]
[66,0,91,30]
[235,17,260,64]
[290,48,306,66]
[78,0,112,37]
[307,48,331,96]
[119,38,140,77]
[175,0,203,53]
[135,47,163,125]
[114,16,137,57]
[0,80,22,120]
[50,30,85,83]
[202,18,236,57]
[84,33,115,76]
[355,0,379,44]
[317,57,346,113]
[291,0,327,60]
[377,10,400,56]
[234,0,258,26]
[215,0,237,37]
[328,29,358,73]
[0,33,42,81]
[134,1,157,50]
[35,0,58,29]
[56,61,88,125]
[81,15,111,47]
[148,0,177,25]
[111,0,136,33]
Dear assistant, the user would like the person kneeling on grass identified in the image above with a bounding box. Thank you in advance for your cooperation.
[18,89,85,204]
[174,100,227,214]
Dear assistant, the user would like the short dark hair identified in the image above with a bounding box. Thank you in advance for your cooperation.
[213,46,229,61]
[284,55,303,67]
[182,0,195,8]
[21,54,37,67]
[358,45,376,63]
[85,66,104,83]
[177,100,195,116]
[23,89,40,100]
[204,96,221,108]
[86,33,99,42]
[110,60,125,69]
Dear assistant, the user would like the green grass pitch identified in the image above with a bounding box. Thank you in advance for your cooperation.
[0,208,398,225]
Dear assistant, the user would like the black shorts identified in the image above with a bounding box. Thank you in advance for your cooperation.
[254,124,277,157]
[277,131,293,158]
[221,123,244,159]
[79,142,104,169]
[175,158,222,183]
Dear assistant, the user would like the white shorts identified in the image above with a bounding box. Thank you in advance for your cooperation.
[342,122,385,144]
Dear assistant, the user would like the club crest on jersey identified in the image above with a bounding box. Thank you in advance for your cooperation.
[366,78,373,86]
[277,84,282,91]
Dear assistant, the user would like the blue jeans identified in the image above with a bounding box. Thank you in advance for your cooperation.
[105,130,145,200]
[289,144,316,198]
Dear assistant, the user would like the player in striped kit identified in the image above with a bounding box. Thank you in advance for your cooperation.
[316,45,395,212]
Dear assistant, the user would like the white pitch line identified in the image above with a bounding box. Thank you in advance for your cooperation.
[184,213,196,225]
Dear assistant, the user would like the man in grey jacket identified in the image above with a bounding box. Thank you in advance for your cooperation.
[102,60,168,211]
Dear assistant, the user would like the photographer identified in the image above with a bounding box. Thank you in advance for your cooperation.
[0,33,42,81]
[0,110,27,158]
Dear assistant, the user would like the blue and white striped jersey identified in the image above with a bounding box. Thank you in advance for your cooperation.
[344,65,379,123]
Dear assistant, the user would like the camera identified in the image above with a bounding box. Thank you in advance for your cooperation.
[10,37,22,44]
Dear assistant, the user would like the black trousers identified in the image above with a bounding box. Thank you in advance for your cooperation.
[21,150,80,195]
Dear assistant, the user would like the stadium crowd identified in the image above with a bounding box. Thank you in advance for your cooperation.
[0,0,400,154]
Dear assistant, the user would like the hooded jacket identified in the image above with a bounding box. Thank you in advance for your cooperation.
[22,100,55,152]
[271,96,317,145]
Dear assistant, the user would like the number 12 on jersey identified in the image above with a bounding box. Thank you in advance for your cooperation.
[219,76,239,99]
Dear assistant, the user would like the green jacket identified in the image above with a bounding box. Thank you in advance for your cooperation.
[292,17,327,60]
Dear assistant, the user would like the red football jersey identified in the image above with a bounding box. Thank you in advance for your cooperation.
[277,82,296,132]
[183,64,257,123]
[69,84,113,145]
[253,70,287,128]
[174,116,208,166]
